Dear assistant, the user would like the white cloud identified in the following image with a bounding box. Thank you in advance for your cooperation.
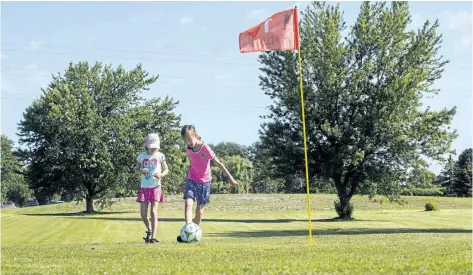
[246,9,268,20]
[460,34,472,46]
[180,16,194,25]
[27,40,41,51]
[286,2,309,11]
[441,10,472,30]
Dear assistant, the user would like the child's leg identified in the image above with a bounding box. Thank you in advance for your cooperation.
[185,198,194,224]
[140,203,150,232]
[150,202,158,239]
[183,180,196,224]
[194,204,205,225]
[193,181,211,225]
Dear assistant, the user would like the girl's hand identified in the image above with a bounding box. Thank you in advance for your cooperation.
[153,173,162,179]
[141,168,149,174]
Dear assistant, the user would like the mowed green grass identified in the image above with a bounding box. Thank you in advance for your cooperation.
[2,194,472,274]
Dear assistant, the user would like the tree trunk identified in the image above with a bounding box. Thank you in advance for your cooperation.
[334,174,353,219]
[85,196,94,213]
[337,194,353,219]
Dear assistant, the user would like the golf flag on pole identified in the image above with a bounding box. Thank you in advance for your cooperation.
[239,8,300,53]
[239,7,314,246]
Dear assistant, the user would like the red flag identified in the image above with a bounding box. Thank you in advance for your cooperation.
[239,8,300,53]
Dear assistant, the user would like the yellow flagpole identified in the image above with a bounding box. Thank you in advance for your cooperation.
[295,8,313,246]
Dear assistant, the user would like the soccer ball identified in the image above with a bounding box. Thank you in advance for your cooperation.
[180,223,202,243]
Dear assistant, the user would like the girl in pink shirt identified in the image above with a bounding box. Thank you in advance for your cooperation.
[177,125,238,243]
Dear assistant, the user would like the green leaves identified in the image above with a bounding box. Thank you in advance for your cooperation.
[452,149,472,197]
[1,135,32,205]
[440,149,473,197]
[18,62,182,212]
[257,2,456,218]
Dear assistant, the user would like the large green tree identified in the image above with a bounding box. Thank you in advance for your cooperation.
[1,135,32,206]
[451,148,472,197]
[18,62,184,212]
[248,141,285,194]
[434,154,454,194]
[209,142,249,158]
[257,2,456,218]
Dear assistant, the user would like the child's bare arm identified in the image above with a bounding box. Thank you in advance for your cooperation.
[161,161,169,176]
[154,160,169,178]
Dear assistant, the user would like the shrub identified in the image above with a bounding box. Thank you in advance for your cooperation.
[425,201,439,211]
[401,188,445,197]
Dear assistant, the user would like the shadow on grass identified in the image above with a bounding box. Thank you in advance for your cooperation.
[22,211,134,217]
[54,216,382,223]
[207,228,472,237]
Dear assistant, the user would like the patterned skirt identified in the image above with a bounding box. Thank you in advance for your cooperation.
[136,185,164,203]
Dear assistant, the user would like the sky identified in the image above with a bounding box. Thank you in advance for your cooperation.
[1,1,471,174]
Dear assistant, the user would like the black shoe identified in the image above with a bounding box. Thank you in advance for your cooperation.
[177,235,184,243]
[149,238,160,244]
[143,231,151,243]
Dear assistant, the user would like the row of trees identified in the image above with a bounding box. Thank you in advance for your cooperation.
[1,2,471,218]
[435,150,472,197]
[2,127,470,207]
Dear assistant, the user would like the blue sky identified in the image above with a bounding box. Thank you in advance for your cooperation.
[1,1,471,174]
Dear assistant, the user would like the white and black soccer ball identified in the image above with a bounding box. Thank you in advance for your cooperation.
[180,223,202,243]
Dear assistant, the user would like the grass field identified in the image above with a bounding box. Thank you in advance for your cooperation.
[2,194,472,274]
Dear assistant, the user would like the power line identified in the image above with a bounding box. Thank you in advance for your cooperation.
[1,42,245,59]
[0,73,258,89]
[0,94,269,112]
[2,42,472,71]
[2,72,471,93]
[0,49,258,66]
[2,66,260,83]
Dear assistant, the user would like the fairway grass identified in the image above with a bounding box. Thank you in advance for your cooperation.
[2,194,472,274]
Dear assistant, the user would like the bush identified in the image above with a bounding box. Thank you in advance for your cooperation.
[334,200,354,218]
[211,181,231,194]
[401,188,445,197]
[425,201,439,211]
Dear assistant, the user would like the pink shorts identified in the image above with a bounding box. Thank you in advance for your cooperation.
[136,186,164,203]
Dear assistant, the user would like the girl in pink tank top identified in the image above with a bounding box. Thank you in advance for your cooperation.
[177,125,239,243]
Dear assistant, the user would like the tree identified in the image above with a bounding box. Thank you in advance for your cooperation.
[1,135,32,206]
[129,98,186,195]
[211,155,253,194]
[406,167,436,189]
[451,148,472,197]
[248,141,285,194]
[18,61,183,212]
[435,155,455,195]
[209,142,249,158]
[257,2,457,218]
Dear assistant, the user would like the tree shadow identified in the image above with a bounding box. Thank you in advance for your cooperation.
[207,228,472,238]
[22,211,134,217]
[58,216,382,223]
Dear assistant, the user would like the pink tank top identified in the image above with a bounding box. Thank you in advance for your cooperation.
[186,143,216,183]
